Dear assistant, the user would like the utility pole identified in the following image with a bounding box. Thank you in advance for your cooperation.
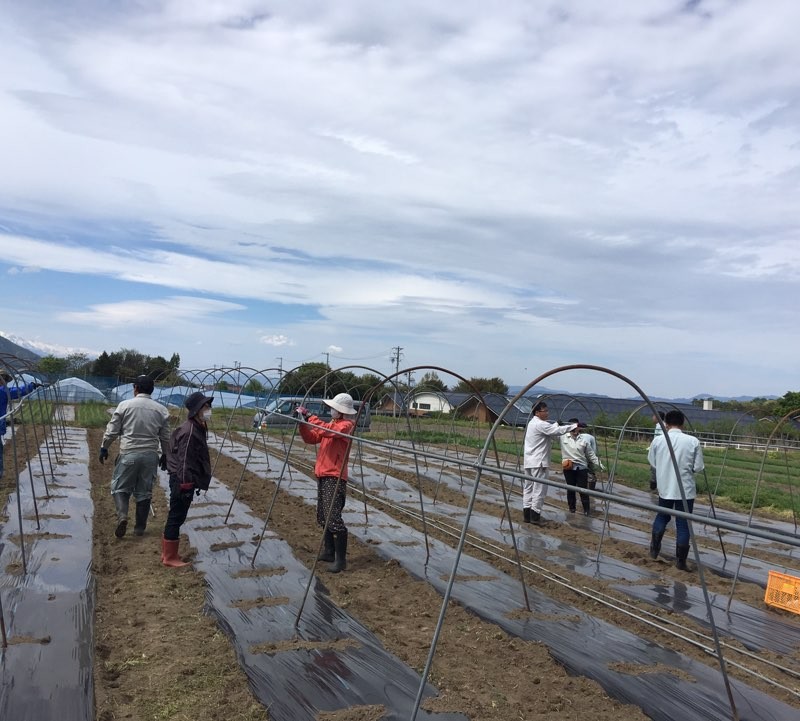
[323,351,330,399]
[390,346,403,417]
[276,357,283,373]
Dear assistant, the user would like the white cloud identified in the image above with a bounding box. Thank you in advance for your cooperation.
[58,296,246,328]
[260,334,293,347]
[0,1,799,397]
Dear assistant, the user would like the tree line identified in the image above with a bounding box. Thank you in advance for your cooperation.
[36,349,182,385]
[692,392,800,420]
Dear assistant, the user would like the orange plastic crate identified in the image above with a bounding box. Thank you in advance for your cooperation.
[764,570,800,615]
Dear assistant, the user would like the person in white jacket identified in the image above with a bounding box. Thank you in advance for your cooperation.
[522,402,578,524]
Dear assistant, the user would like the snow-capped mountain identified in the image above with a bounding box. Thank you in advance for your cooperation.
[0,331,98,359]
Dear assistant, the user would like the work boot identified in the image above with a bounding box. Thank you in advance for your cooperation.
[161,537,189,568]
[530,510,541,525]
[523,508,531,524]
[133,499,151,536]
[675,544,690,571]
[113,492,130,538]
[649,530,665,560]
[328,530,348,574]
[318,529,335,562]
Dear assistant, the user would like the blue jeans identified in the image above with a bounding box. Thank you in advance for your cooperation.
[653,497,695,546]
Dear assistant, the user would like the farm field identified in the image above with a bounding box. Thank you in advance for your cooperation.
[1,410,799,720]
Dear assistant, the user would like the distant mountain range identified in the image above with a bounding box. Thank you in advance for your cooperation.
[0,331,95,360]
[0,333,42,366]
[0,334,782,402]
[507,385,778,404]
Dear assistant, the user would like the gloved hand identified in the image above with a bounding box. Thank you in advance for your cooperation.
[99,447,108,464]
[159,454,168,471]
[295,405,310,418]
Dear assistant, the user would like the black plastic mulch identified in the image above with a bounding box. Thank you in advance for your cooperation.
[216,435,800,721]
[163,476,468,721]
[0,429,94,721]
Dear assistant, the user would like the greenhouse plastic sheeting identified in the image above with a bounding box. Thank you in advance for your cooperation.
[0,429,94,721]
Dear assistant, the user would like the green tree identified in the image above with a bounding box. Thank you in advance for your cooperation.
[65,352,91,376]
[243,378,266,395]
[37,355,69,377]
[92,351,115,377]
[216,380,230,391]
[451,376,509,395]
[775,391,800,418]
[418,371,447,392]
[279,362,330,396]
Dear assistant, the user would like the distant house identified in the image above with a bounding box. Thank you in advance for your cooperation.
[408,391,470,415]
[373,391,407,416]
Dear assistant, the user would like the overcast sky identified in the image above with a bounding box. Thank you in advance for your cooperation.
[1,1,798,398]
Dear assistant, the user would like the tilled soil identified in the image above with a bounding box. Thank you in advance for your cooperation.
[88,427,649,720]
[5,421,798,719]
[89,428,267,721]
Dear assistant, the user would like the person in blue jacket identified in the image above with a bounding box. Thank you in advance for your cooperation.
[0,372,36,479]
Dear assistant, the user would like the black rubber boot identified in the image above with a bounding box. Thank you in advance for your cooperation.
[675,544,690,571]
[582,500,591,516]
[649,530,665,559]
[113,492,130,538]
[530,510,541,525]
[318,530,335,562]
[328,530,348,574]
[523,508,531,524]
[133,499,151,536]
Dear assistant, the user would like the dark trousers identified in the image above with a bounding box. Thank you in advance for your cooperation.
[163,477,194,541]
[653,497,695,546]
[317,476,347,533]
[564,467,590,512]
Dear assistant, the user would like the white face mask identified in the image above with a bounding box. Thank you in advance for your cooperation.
[201,408,212,421]
[330,409,341,419]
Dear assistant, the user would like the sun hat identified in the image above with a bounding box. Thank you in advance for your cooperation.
[324,392,356,416]
[185,391,213,418]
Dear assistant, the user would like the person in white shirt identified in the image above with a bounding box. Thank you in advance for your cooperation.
[648,411,666,492]
[648,409,704,570]
[522,402,578,524]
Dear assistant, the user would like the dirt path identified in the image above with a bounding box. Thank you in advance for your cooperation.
[88,428,267,721]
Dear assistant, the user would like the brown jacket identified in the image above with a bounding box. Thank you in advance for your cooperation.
[166,418,211,491]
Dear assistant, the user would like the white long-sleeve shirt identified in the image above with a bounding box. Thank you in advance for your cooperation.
[647,428,704,500]
[523,416,577,469]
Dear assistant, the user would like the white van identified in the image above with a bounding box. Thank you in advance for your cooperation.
[252,396,371,431]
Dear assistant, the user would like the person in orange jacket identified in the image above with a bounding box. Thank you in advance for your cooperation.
[296,393,357,573]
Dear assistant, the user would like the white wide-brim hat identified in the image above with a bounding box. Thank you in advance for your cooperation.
[324,392,356,416]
